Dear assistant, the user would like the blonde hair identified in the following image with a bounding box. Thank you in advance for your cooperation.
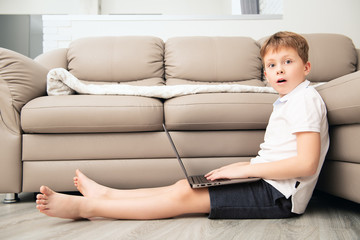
[260,31,309,64]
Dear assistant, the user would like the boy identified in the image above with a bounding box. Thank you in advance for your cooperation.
[36,31,329,220]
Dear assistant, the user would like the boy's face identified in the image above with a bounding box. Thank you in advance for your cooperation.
[263,47,311,98]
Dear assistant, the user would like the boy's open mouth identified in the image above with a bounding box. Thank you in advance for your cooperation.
[277,79,287,83]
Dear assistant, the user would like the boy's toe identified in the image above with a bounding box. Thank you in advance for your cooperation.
[40,186,54,196]
[36,194,47,200]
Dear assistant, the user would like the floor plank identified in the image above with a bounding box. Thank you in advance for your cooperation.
[0,191,359,240]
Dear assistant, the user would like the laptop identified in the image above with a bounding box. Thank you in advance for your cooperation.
[163,124,260,188]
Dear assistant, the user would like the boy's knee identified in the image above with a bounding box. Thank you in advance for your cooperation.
[170,179,210,213]
[172,179,193,200]
[174,179,189,186]
[174,179,191,192]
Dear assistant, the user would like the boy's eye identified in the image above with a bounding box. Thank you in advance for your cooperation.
[284,59,292,64]
[267,63,275,68]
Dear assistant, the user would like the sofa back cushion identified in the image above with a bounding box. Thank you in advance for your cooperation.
[258,33,357,82]
[67,36,164,83]
[165,37,262,83]
[303,34,357,82]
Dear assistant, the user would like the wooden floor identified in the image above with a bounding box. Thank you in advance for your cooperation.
[0,191,359,240]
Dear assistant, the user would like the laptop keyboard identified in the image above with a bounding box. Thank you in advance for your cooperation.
[192,175,232,184]
[192,175,212,184]
[193,175,229,184]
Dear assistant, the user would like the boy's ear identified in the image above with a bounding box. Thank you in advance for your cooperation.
[263,71,268,82]
[304,61,311,75]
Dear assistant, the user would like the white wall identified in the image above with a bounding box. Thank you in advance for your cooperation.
[100,0,232,15]
[0,0,98,14]
[283,0,359,47]
[3,0,357,51]
[41,0,360,53]
[0,0,233,15]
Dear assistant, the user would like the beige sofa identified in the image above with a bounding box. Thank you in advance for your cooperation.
[1,34,359,204]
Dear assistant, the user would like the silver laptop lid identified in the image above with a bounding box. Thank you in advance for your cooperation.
[162,124,190,179]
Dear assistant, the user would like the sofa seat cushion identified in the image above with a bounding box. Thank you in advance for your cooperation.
[21,95,163,133]
[164,93,278,130]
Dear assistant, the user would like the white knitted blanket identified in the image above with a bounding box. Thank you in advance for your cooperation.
[47,68,278,98]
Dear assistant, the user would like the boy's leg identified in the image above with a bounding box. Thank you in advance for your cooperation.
[36,180,211,220]
[90,180,210,219]
[73,169,180,200]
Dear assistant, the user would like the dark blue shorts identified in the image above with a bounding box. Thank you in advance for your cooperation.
[208,179,297,219]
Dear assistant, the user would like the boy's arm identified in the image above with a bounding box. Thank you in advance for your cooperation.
[205,132,321,180]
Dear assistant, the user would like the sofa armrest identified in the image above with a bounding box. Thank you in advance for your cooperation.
[0,48,47,193]
[0,48,48,133]
[357,48,360,71]
[317,70,360,126]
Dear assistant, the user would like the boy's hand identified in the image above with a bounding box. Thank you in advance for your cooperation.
[205,132,321,181]
[205,162,250,181]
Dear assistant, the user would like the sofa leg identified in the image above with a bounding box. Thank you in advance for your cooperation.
[3,193,19,204]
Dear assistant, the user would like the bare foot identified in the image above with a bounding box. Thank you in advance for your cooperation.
[36,186,90,219]
[73,169,108,199]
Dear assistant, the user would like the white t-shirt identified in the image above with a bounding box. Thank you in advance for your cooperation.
[250,80,329,214]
